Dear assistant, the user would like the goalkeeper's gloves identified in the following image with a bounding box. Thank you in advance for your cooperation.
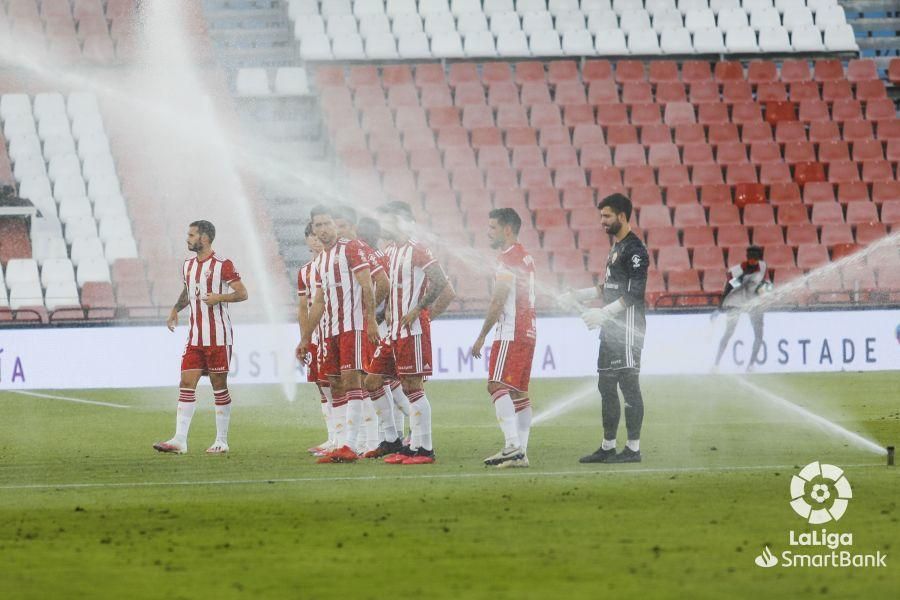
[581,301,625,330]
[558,287,599,311]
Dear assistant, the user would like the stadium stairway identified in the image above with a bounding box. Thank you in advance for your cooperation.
[842,0,900,74]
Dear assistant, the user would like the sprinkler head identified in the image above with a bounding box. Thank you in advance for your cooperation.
[888,446,895,467]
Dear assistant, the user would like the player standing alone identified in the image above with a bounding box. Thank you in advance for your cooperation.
[571,195,649,464]
[713,245,770,371]
[471,208,536,468]
[154,220,248,454]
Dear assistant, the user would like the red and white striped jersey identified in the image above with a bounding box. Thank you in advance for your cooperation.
[297,257,323,344]
[388,239,438,340]
[182,253,241,347]
[314,238,375,337]
[495,242,536,342]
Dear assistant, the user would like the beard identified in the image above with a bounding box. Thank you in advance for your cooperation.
[188,242,202,251]
[490,237,503,249]
[604,221,622,235]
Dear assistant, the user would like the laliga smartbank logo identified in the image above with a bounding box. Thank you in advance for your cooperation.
[754,462,887,569]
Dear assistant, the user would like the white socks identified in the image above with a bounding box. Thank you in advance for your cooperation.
[491,390,520,448]
[344,390,365,450]
[361,396,379,450]
[601,438,616,451]
[513,398,532,453]
[320,385,335,444]
[174,388,196,445]
[332,394,348,447]
[371,386,399,441]
[213,389,232,444]
[626,439,640,452]
[407,389,432,451]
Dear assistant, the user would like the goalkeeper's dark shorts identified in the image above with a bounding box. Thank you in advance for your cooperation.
[597,331,643,372]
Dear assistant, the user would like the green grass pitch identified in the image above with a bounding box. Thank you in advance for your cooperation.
[1,373,898,599]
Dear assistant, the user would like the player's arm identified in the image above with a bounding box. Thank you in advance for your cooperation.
[582,244,648,329]
[354,267,380,344]
[399,263,449,328]
[205,280,248,306]
[167,285,189,331]
[373,269,390,309]
[429,278,456,319]
[471,273,512,359]
[300,287,325,353]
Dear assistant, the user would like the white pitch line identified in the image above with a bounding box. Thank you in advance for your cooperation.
[6,390,130,409]
[0,463,884,491]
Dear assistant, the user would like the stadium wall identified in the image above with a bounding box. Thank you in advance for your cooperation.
[0,310,897,389]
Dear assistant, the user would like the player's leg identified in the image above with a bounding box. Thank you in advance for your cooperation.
[484,340,526,466]
[580,338,620,463]
[747,310,765,369]
[610,368,643,463]
[714,310,740,366]
[364,369,403,458]
[511,341,536,463]
[388,378,410,437]
[153,346,204,453]
[208,370,232,454]
[397,374,435,464]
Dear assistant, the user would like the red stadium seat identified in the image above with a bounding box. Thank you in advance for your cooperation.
[865,98,896,121]
[798,100,829,123]
[708,205,741,226]
[682,226,716,248]
[666,185,698,206]
[692,246,725,270]
[640,124,671,145]
[809,121,841,143]
[521,167,554,190]
[855,222,887,244]
[522,83,552,107]
[657,247,690,271]
[530,104,562,128]
[734,183,767,208]
[667,270,703,293]
[770,183,802,204]
[597,104,630,128]
[875,119,900,142]
[539,125,570,147]
[674,124,705,146]
[488,82,519,107]
[573,124,605,148]
[810,203,844,225]
[673,204,707,227]
[794,162,826,187]
[430,107,461,129]
[544,228,577,250]
[486,167,518,191]
[780,59,811,83]
[743,204,775,226]
[845,202,878,225]
[748,61,777,85]
[638,205,672,229]
[709,124,740,146]
[589,165,623,187]
[546,145,578,168]
[655,82,687,104]
[742,122,774,144]
[717,224,750,246]
[822,81,853,102]
[683,144,716,166]
[616,60,646,83]
[753,224,785,245]
[649,61,679,83]
[758,82,788,102]
[692,164,725,185]
[515,62,545,84]
[814,60,844,82]
[855,80,886,102]
[716,141,749,165]
[776,121,807,144]
[837,182,870,204]
[477,146,510,169]
[564,105,594,127]
[797,244,830,270]
[548,60,579,84]
[861,161,892,184]
[682,61,712,83]
[698,103,729,126]
[631,185,663,207]
[614,144,646,167]
[852,139,885,162]
[802,181,836,204]
[588,80,619,104]
[630,103,661,126]
[732,102,763,124]
[556,81,587,105]
[726,164,758,185]
[831,99,863,123]
[664,102,696,126]
[646,226,679,248]
[828,161,860,184]
[873,182,900,207]
[766,101,797,125]
[471,127,503,148]
[784,141,816,163]
[820,224,854,246]
[789,81,821,102]
[482,62,512,85]
[764,245,797,269]
[534,208,568,230]
[818,140,850,163]
[445,146,477,169]
[658,166,691,187]
[623,166,655,187]
[580,144,613,168]
[497,106,530,129]
[778,203,810,225]
[555,167,587,188]
[454,82,486,107]
[584,60,613,84]
[561,187,595,209]
[760,163,793,185]
[648,144,680,167]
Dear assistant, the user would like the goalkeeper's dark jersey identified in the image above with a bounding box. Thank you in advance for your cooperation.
[600,230,650,347]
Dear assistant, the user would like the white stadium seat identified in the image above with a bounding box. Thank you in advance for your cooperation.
[587,9,619,34]
[677,0,708,16]
[53,173,87,200]
[549,0,580,16]
[726,26,760,52]
[816,5,847,29]
[300,33,333,59]
[40,258,76,288]
[235,68,270,97]
[530,30,564,55]
[94,194,128,220]
[387,0,418,18]
[523,11,555,35]
[555,11,587,33]
[398,32,432,58]
[332,34,366,59]
[652,8,684,33]
[327,14,359,39]
[8,136,43,163]
[32,237,68,266]
[595,28,628,53]
[710,0,740,14]
[44,281,81,311]
[759,26,792,51]
[9,282,44,310]
[5,259,40,288]
[743,0,774,14]
[31,216,63,239]
[516,0,547,16]
[354,0,386,17]
[419,0,451,17]
[783,6,814,31]
[424,12,457,37]
[288,0,319,19]
[497,30,531,55]
[824,23,857,50]
[88,174,121,200]
[71,114,105,141]
[452,0,483,16]
[806,0,837,14]
[620,9,652,34]
[77,134,111,161]
[614,0,644,16]
[491,11,523,35]
[484,0,515,17]
[465,30,499,56]
[4,115,37,141]
[320,0,352,18]
[19,175,53,204]
[717,7,749,32]
[59,196,93,225]
[366,33,400,58]
[37,115,72,141]
[646,0,678,16]
[66,93,101,119]
[629,30,662,54]
[393,13,425,35]
[44,135,78,162]
[71,237,105,268]
[274,67,310,96]
[775,0,804,13]
[457,11,489,34]
[76,257,111,287]
[431,31,465,57]
[685,9,716,33]
[660,27,693,53]
[104,237,139,263]
[359,14,392,38]
[64,216,98,245]
[13,155,46,183]
[563,29,595,54]
[790,24,825,51]
[82,153,117,182]
[582,0,612,11]
[99,215,133,244]
[0,94,32,120]
[750,7,781,31]
[294,15,325,39]
[33,93,67,121]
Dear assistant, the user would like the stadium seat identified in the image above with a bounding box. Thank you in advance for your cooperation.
[797,244,830,270]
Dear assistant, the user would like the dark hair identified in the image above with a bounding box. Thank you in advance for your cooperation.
[747,245,764,260]
[304,221,315,237]
[332,204,358,225]
[357,217,381,247]
[382,200,415,221]
[309,204,333,220]
[489,207,522,235]
[189,220,216,243]
[596,193,633,221]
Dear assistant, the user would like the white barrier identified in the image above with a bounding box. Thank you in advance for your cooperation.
[0,310,897,389]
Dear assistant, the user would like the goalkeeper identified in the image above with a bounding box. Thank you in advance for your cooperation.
[561,194,649,464]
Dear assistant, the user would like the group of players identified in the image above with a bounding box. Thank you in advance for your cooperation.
[154,193,655,467]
